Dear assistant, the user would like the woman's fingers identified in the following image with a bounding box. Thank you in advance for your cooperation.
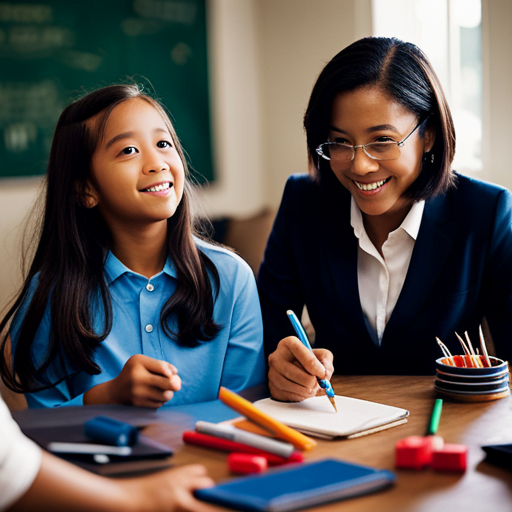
[268,365,318,402]
[281,337,327,378]
[268,337,328,402]
[313,348,334,379]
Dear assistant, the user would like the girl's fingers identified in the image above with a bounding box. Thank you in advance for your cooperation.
[137,355,178,379]
[117,355,181,405]
[132,381,180,404]
[130,392,167,408]
[145,371,181,392]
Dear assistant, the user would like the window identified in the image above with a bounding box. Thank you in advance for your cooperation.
[372,0,482,174]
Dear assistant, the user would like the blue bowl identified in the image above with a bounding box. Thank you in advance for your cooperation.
[435,356,508,378]
[434,375,509,393]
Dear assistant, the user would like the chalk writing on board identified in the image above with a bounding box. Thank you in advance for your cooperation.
[0,0,213,182]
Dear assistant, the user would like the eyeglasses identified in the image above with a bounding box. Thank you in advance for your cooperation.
[316,116,429,164]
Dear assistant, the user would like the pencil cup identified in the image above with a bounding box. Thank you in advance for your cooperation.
[434,356,510,402]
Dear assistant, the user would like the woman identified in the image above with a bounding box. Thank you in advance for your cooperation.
[258,37,512,402]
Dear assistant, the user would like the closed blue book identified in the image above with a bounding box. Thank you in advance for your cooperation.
[195,458,395,512]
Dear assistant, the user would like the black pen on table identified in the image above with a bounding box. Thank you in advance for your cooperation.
[286,309,337,412]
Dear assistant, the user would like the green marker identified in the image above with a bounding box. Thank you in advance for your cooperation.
[426,398,443,436]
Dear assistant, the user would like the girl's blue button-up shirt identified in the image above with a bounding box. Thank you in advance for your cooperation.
[10,239,266,408]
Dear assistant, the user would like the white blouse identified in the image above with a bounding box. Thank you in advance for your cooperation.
[0,394,42,511]
[351,197,425,344]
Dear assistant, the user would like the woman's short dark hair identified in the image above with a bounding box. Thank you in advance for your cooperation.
[304,36,456,200]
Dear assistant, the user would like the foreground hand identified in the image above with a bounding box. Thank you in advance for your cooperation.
[84,354,181,408]
[124,464,225,512]
[268,336,334,402]
[12,453,226,512]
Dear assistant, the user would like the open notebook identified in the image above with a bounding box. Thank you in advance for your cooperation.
[241,395,409,440]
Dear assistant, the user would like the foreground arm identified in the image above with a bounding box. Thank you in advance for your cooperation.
[9,453,222,512]
[0,393,222,512]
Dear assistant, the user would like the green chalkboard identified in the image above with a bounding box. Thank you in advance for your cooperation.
[0,0,214,182]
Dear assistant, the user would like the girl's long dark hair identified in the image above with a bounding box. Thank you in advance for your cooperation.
[0,84,220,393]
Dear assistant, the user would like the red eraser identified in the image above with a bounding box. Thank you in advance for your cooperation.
[264,451,304,466]
[431,443,467,472]
[424,435,444,452]
[395,436,432,470]
[228,453,268,474]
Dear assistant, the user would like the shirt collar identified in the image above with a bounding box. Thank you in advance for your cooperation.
[350,197,425,241]
[400,200,425,240]
[104,251,178,285]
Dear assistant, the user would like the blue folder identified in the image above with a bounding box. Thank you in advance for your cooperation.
[195,458,395,512]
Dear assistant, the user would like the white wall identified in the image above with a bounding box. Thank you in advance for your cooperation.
[482,0,512,189]
[199,0,365,216]
[253,0,363,208]
[1,0,511,312]
[0,178,41,312]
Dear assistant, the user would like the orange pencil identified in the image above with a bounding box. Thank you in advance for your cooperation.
[218,387,317,451]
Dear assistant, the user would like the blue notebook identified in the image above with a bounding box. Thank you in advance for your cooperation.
[195,458,395,512]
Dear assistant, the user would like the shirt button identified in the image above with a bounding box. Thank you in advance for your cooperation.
[145,324,154,333]
[146,283,154,292]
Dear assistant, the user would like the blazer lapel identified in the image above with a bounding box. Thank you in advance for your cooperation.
[320,183,375,345]
[382,193,457,345]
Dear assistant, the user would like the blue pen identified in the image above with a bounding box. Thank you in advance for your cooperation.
[286,310,337,412]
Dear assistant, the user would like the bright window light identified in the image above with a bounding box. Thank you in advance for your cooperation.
[372,0,483,174]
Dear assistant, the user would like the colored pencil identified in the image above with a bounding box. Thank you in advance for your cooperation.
[218,387,317,451]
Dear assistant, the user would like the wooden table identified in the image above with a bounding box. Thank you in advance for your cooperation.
[148,376,512,512]
[13,376,512,511]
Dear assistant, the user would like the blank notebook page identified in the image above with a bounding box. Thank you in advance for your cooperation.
[253,396,409,438]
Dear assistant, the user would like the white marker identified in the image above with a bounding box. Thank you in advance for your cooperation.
[47,442,132,456]
[195,421,295,458]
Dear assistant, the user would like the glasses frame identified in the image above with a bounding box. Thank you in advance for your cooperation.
[316,115,430,163]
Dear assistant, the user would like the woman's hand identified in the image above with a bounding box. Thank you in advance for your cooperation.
[84,354,181,408]
[267,336,334,402]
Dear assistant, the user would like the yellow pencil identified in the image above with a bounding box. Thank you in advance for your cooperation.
[218,387,317,451]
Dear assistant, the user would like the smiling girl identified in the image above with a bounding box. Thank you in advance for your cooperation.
[258,37,512,402]
[0,84,265,408]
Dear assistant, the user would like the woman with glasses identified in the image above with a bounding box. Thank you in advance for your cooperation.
[257,36,512,402]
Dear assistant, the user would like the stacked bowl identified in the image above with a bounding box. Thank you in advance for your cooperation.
[434,356,510,402]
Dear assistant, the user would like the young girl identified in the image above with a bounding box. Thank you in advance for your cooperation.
[258,37,512,402]
[0,84,265,408]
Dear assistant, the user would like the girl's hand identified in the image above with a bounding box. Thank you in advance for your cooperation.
[84,354,181,408]
[267,336,334,402]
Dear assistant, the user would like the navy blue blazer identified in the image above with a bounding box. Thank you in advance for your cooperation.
[257,172,512,375]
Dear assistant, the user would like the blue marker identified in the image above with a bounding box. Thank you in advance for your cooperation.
[286,310,337,412]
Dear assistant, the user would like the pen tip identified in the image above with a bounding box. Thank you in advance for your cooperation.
[329,395,337,412]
